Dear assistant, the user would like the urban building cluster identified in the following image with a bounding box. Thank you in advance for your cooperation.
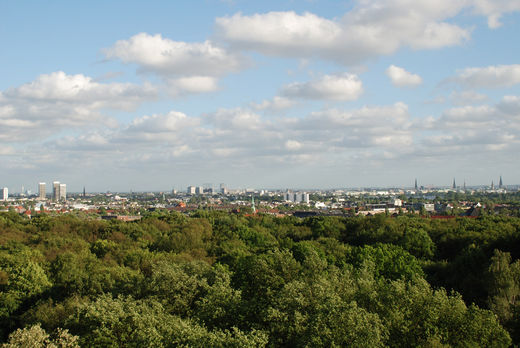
[283,190,310,204]
[186,183,228,195]
[36,181,67,201]
[0,176,518,219]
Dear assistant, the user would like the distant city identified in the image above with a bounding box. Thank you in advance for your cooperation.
[0,176,515,198]
[1,176,519,219]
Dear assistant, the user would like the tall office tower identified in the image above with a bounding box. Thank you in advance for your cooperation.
[414,179,418,190]
[187,186,196,194]
[59,184,67,201]
[196,186,204,195]
[39,182,46,200]
[1,187,8,201]
[220,183,227,195]
[452,178,456,189]
[53,181,60,201]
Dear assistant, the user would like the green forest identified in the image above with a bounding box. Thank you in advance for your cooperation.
[1,210,520,347]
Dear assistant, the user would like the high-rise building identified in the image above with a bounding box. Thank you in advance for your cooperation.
[187,186,196,194]
[220,183,228,195]
[196,186,204,195]
[284,190,310,204]
[52,181,66,201]
[38,182,46,200]
[1,187,8,201]
[452,178,456,189]
[499,176,503,188]
[59,184,67,201]
[414,178,418,190]
[53,181,60,201]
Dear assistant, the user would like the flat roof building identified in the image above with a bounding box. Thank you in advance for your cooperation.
[39,182,46,200]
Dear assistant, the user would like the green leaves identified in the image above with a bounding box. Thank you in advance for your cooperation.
[0,211,519,346]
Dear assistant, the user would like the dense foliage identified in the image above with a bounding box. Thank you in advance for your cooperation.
[1,210,520,347]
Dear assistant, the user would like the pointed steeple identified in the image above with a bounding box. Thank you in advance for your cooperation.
[499,175,503,188]
[491,180,494,190]
[452,178,456,189]
[251,195,256,214]
[414,178,418,190]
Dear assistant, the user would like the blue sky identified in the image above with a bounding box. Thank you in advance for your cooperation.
[1,0,520,192]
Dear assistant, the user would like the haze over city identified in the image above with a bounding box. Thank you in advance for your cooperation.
[1,1,520,192]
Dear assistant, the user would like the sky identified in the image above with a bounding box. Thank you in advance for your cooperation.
[1,0,520,192]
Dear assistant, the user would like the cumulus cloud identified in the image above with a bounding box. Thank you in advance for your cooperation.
[105,33,246,95]
[167,76,219,95]
[450,90,488,105]
[386,65,423,87]
[4,71,156,108]
[128,111,199,133]
[36,102,416,172]
[105,33,244,76]
[471,0,520,28]
[453,64,520,89]
[282,74,363,101]
[7,94,520,188]
[215,2,472,64]
[418,95,520,155]
[0,71,157,142]
[250,96,296,112]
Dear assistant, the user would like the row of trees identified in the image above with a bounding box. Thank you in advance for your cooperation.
[1,210,520,346]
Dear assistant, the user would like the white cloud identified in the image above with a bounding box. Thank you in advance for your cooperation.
[128,111,198,133]
[453,64,520,88]
[7,94,520,188]
[386,65,423,87]
[450,90,488,105]
[36,102,415,172]
[285,140,303,151]
[4,71,157,109]
[418,95,520,154]
[105,33,244,76]
[167,76,219,95]
[250,96,296,112]
[105,33,247,95]
[282,74,363,101]
[215,3,471,64]
[471,0,520,28]
[0,71,156,142]
[497,95,520,114]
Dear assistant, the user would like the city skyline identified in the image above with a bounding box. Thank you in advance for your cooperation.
[0,176,515,195]
[1,1,520,191]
